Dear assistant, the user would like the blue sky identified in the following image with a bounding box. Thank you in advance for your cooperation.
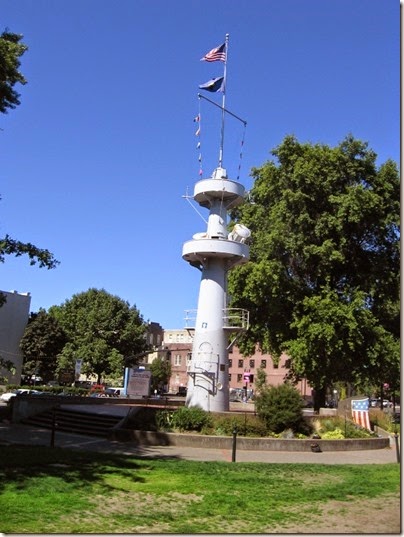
[1,0,399,329]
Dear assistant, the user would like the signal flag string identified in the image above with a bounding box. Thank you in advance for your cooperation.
[236,122,247,181]
[194,95,203,178]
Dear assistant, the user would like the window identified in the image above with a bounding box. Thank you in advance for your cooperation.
[228,358,233,368]
[237,374,243,382]
[273,362,279,369]
[174,355,181,366]
[228,374,232,382]
[249,359,255,368]
[284,359,291,368]
[261,359,267,368]
[238,359,243,368]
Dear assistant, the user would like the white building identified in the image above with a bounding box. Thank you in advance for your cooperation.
[0,290,31,384]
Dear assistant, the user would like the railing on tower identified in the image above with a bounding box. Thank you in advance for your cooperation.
[184,308,249,331]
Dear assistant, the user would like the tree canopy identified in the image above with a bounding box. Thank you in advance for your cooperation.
[150,355,172,393]
[0,29,27,114]
[19,309,67,382]
[229,135,400,405]
[48,288,149,383]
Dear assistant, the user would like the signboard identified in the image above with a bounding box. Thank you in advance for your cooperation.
[126,368,152,397]
[243,373,250,382]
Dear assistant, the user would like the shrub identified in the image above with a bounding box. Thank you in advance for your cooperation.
[255,383,306,434]
[321,428,345,439]
[370,408,399,433]
[210,414,268,437]
[155,410,174,431]
[170,406,212,432]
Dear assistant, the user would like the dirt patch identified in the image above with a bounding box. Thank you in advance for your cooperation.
[271,493,400,534]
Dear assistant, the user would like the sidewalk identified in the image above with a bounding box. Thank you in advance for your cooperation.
[0,421,399,464]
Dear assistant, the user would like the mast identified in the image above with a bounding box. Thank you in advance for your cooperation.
[218,33,229,169]
[182,35,250,412]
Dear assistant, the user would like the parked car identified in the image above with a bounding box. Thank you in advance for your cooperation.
[0,389,31,402]
[104,387,122,397]
[370,398,393,408]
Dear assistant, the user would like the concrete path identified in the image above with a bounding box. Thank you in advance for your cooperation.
[0,421,399,465]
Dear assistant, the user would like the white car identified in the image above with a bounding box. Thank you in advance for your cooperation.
[0,389,30,402]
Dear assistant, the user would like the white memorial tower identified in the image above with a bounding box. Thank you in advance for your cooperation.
[182,35,250,412]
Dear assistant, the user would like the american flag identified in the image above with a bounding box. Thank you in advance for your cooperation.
[351,398,371,430]
[201,42,226,62]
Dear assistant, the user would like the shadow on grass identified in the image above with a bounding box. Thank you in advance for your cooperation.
[0,444,181,494]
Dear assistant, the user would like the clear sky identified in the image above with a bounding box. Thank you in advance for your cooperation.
[1,0,399,329]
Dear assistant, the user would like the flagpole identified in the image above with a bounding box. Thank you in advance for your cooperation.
[218,33,229,169]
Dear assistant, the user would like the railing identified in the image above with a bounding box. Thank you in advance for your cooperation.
[184,308,249,331]
[184,310,197,329]
[223,308,249,331]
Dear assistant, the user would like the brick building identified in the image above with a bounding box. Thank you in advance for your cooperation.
[162,329,312,399]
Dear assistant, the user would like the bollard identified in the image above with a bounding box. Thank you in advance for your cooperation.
[394,433,400,463]
[50,405,59,448]
[232,426,237,462]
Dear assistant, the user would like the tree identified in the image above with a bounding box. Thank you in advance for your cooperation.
[19,309,67,383]
[0,29,27,114]
[150,356,172,393]
[49,288,148,383]
[229,135,400,408]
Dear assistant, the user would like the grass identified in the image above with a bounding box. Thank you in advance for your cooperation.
[0,446,400,533]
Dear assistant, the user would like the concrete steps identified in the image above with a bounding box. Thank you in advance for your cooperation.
[21,407,123,437]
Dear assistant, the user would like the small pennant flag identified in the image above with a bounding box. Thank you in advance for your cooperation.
[201,42,226,62]
[193,114,200,122]
[195,126,200,136]
[199,76,224,93]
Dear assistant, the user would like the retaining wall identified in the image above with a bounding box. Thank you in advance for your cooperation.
[110,429,389,451]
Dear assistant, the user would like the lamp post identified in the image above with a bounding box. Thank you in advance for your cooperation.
[333,389,338,410]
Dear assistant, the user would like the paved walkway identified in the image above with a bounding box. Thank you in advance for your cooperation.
[0,421,400,464]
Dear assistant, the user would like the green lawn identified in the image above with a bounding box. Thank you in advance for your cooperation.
[0,446,399,533]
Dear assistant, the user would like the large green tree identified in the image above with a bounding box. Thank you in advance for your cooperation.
[49,288,148,383]
[20,309,67,383]
[229,135,400,408]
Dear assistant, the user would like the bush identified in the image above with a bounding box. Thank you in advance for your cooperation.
[210,414,268,437]
[170,406,212,432]
[255,383,307,434]
[370,408,399,433]
[321,428,345,439]
[156,410,174,431]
